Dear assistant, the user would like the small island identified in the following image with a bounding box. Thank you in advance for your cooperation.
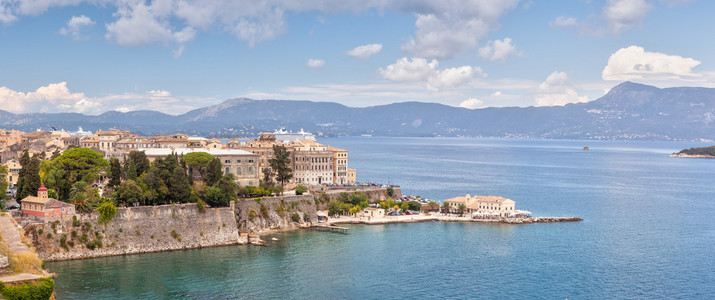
[670,146,715,158]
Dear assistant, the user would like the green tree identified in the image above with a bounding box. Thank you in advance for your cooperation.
[268,144,292,190]
[116,179,144,206]
[428,201,439,212]
[400,201,409,211]
[97,201,117,225]
[0,165,8,200]
[407,201,422,211]
[203,158,223,186]
[181,152,214,180]
[349,193,367,206]
[457,204,466,216]
[17,151,41,200]
[294,185,308,195]
[108,158,122,188]
[50,149,61,160]
[386,186,395,197]
[125,159,138,181]
[442,202,451,213]
[204,186,227,207]
[167,166,191,203]
[124,151,150,177]
[262,167,274,186]
[50,148,108,184]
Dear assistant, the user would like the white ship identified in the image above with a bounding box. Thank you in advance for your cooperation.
[273,128,316,142]
[69,127,93,137]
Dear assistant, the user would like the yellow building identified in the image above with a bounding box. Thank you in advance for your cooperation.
[444,194,516,217]
[2,160,20,187]
[347,168,356,184]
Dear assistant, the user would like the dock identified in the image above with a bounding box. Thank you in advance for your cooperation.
[309,224,350,233]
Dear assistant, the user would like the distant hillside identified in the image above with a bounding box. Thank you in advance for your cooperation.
[1,82,715,140]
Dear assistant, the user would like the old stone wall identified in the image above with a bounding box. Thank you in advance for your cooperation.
[233,195,323,233]
[30,203,244,261]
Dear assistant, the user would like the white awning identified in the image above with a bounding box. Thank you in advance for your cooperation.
[316,211,327,217]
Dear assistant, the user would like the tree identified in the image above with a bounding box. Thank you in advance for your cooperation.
[442,202,451,213]
[207,174,238,207]
[349,193,367,206]
[294,185,308,195]
[50,149,61,160]
[116,179,144,206]
[167,166,191,203]
[457,204,466,216]
[50,148,108,184]
[126,159,138,181]
[407,201,422,211]
[97,201,117,225]
[386,186,395,197]
[268,144,292,189]
[204,186,227,207]
[17,151,41,200]
[400,202,409,211]
[262,167,274,186]
[108,158,122,188]
[0,165,8,200]
[203,158,223,186]
[124,151,150,177]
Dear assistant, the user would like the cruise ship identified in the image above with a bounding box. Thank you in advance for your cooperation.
[273,128,316,142]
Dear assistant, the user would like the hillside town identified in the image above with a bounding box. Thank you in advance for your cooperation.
[1,128,356,196]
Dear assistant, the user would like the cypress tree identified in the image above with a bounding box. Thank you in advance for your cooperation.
[109,158,122,188]
[167,166,191,203]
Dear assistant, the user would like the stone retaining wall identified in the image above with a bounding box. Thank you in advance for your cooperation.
[31,203,244,261]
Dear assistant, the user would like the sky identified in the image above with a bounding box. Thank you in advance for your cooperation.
[0,0,714,115]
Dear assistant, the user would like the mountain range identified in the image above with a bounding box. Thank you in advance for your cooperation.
[2,82,714,141]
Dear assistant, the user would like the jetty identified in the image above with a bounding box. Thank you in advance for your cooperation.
[308,224,350,233]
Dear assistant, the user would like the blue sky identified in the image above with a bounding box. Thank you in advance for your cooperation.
[0,0,713,115]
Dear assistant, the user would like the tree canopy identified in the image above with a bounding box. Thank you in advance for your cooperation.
[269,144,293,188]
[49,148,108,184]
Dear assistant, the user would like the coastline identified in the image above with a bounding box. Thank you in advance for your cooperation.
[669,153,715,158]
[328,214,582,226]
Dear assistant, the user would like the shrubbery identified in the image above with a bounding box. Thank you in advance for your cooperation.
[0,278,54,300]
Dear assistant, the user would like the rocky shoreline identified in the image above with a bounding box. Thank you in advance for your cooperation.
[329,215,582,226]
[669,153,715,158]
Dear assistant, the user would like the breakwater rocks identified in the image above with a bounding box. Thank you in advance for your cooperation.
[30,204,245,261]
[331,215,582,226]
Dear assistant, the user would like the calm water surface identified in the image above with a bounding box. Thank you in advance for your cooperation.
[48,138,715,299]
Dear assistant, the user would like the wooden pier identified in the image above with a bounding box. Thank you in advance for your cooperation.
[309,224,350,233]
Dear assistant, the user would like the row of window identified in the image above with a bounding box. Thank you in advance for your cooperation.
[225,166,254,176]
[224,159,254,164]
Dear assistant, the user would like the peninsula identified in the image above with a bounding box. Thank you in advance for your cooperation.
[670,146,715,158]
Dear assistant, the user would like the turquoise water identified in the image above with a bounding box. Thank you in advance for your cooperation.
[48,138,715,299]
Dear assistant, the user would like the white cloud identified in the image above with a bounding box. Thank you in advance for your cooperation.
[346,43,382,59]
[533,71,589,106]
[492,91,503,96]
[602,46,701,81]
[59,15,95,40]
[603,0,651,33]
[306,59,325,68]
[478,38,517,61]
[458,98,484,109]
[0,82,214,115]
[1,1,519,58]
[398,0,520,59]
[379,57,483,91]
[550,16,578,27]
[0,82,89,113]
[105,2,196,48]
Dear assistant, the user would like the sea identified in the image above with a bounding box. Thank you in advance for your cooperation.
[47,137,715,299]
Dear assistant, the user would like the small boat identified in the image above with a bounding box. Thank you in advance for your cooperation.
[271,237,279,241]
[583,147,589,151]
